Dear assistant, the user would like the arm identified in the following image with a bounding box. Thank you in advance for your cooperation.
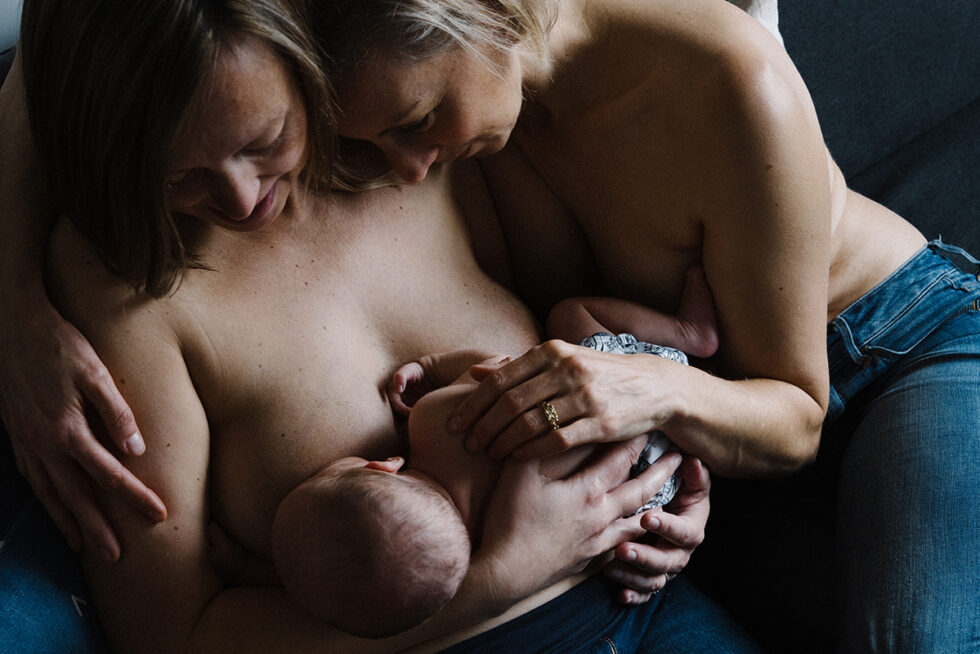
[52,236,677,651]
[546,265,719,359]
[451,8,830,478]
[0,50,164,559]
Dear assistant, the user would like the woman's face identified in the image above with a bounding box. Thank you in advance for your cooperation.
[335,46,524,184]
[165,37,308,232]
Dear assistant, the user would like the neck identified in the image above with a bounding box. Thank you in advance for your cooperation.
[520,0,593,123]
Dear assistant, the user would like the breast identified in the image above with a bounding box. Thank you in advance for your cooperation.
[178,178,540,557]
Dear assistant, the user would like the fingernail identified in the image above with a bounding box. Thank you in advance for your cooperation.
[646,516,661,531]
[125,433,145,456]
[625,548,637,562]
[607,568,624,581]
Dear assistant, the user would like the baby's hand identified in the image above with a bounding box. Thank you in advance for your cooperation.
[387,361,428,416]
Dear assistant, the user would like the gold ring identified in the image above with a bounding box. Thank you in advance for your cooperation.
[539,400,560,431]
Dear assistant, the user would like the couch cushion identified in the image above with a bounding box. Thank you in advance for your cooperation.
[781,0,980,180]
[850,96,980,251]
[781,0,980,254]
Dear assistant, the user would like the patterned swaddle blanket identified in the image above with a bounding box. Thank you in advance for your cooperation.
[578,332,686,514]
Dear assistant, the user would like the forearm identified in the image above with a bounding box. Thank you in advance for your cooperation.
[0,51,57,304]
[662,363,825,477]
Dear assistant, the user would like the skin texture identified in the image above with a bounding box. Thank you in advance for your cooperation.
[333,0,928,476]
[40,37,690,653]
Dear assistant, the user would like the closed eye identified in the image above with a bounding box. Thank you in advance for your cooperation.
[243,133,284,156]
[396,112,435,135]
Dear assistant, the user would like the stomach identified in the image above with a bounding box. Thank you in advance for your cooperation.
[826,184,927,322]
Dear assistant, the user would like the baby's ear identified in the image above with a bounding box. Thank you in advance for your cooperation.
[364,457,405,474]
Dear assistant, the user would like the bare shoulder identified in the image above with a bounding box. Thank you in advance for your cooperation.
[46,217,184,347]
[577,0,808,114]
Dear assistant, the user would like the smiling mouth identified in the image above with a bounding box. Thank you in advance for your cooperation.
[210,184,278,228]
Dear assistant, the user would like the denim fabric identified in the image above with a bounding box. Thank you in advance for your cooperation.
[440,574,763,654]
[691,240,980,653]
[0,436,108,653]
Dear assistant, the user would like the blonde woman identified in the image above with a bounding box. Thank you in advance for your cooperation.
[312,0,980,652]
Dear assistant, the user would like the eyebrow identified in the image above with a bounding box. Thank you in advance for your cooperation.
[378,100,423,137]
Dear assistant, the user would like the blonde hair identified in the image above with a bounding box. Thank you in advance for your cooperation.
[315,0,555,74]
[20,0,334,297]
[312,0,558,189]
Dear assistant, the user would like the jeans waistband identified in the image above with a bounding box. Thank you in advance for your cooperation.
[826,239,980,423]
[438,574,657,653]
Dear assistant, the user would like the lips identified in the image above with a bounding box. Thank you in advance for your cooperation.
[212,183,280,232]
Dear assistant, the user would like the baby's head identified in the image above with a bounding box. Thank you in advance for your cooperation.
[272,456,470,638]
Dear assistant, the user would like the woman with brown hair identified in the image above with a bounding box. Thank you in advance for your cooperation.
[0,0,760,651]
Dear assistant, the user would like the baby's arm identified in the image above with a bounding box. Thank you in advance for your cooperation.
[546,266,718,358]
[387,349,508,416]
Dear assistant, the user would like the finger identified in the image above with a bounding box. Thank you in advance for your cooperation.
[465,373,565,454]
[562,434,647,489]
[603,559,670,595]
[616,588,654,605]
[592,511,650,553]
[80,365,144,457]
[46,458,122,562]
[512,416,603,460]
[70,431,167,522]
[642,507,704,550]
[611,538,689,578]
[23,456,83,552]
[608,451,683,517]
[486,396,582,459]
[672,455,711,501]
[451,348,549,436]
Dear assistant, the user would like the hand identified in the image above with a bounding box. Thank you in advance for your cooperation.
[388,353,510,416]
[0,304,166,561]
[387,361,427,416]
[472,437,684,611]
[602,455,710,604]
[451,340,675,460]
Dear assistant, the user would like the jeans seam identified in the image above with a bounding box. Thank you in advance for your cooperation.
[857,270,954,349]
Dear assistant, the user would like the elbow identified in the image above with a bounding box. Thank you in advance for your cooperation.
[764,413,824,478]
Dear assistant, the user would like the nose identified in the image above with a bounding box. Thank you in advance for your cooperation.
[211,160,262,219]
[383,144,439,184]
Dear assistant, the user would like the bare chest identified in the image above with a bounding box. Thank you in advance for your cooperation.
[490,110,705,312]
[176,186,539,556]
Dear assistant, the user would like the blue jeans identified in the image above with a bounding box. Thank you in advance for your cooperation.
[691,240,980,653]
[0,435,108,653]
[440,574,763,653]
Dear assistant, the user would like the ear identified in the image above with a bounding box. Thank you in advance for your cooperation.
[364,457,405,473]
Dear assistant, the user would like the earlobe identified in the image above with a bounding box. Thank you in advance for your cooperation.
[364,456,405,473]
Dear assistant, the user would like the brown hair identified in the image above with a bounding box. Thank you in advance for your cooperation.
[20,0,333,296]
